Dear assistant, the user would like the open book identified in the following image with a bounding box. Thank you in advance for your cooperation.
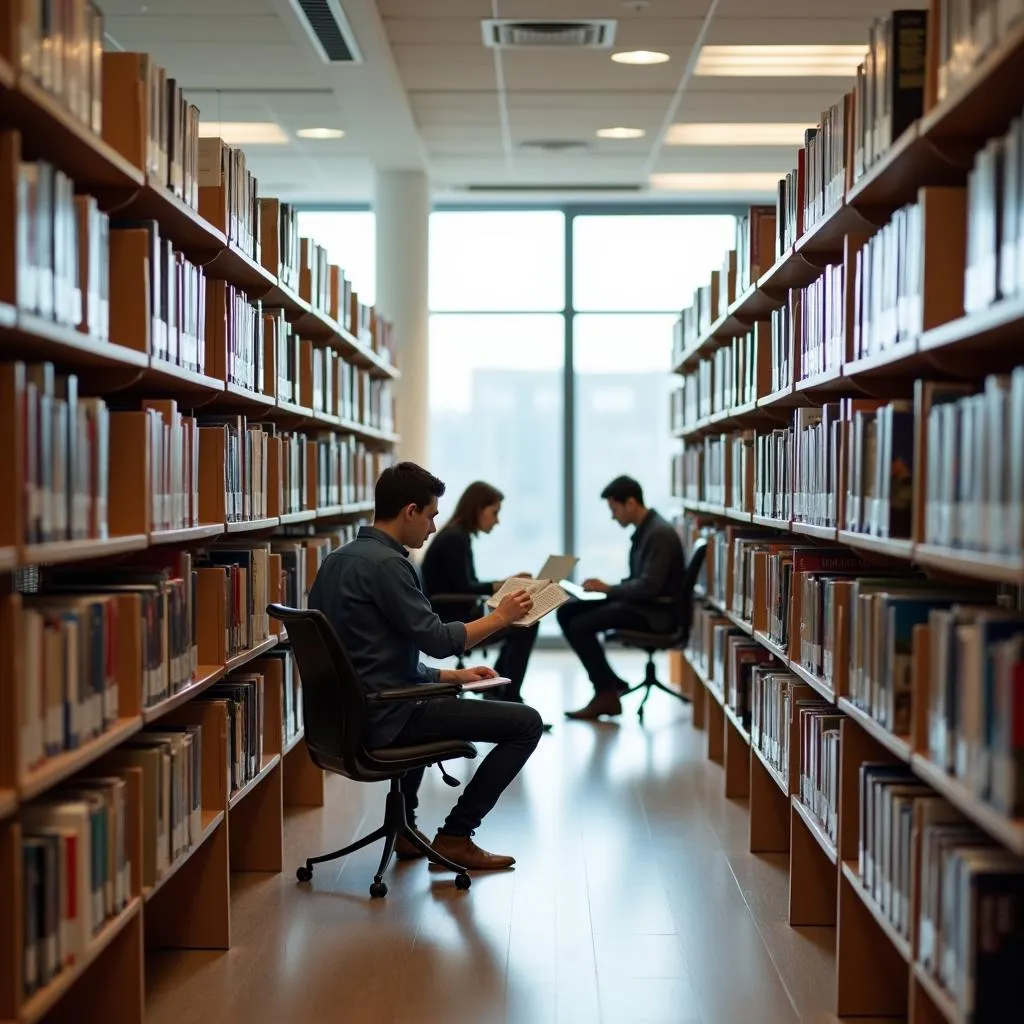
[486,576,571,627]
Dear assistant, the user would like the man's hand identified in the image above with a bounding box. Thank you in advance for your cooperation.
[453,665,499,684]
[496,588,533,625]
[582,578,611,594]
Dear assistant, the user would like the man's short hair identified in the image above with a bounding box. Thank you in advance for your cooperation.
[375,462,446,520]
[601,475,644,506]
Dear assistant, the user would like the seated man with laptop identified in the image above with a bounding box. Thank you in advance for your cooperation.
[309,462,542,871]
[556,475,685,721]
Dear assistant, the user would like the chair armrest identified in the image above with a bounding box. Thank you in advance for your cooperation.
[368,682,463,702]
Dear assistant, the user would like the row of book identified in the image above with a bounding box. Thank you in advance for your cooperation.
[16,0,105,135]
[858,762,1022,1020]
[798,700,841,846]
[936,1,1024,107]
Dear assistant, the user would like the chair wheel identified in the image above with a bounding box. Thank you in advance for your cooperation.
[369,881,388,898]
[455,873,471,891]
[296,865,313,883]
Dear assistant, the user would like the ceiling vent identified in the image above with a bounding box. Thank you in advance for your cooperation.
[481,19,618,49]
[289,0,362,63]
[518,139,592,154]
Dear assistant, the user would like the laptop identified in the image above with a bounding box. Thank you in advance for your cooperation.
[558,578,605,601]
[536,554,579,581]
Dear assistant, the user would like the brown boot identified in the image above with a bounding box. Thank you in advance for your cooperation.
[565,690,622,720]
[432,832,516,870]
[396,827,432,861]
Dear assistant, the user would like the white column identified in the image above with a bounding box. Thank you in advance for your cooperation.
[374,169,430,468]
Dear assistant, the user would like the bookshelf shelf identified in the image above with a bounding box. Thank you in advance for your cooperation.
[0,788,17,821]
[117,176,226,255]
[918,293,1024,359]
[20,533,149,567]
[146,359,225,395]
[229,754,281,810]
[261,280,309,317]
[20,896,142,1024]
[223,635,279,675]
[840,861,912,963]
[837,698,912,763]
[149,524,225,546]
[913,963,962,1024]
[278,510,317,525]
[758,247,824,294]
[143,665,225,724]
[836,531,914,560]
[752,743,788,796]
[786,659,835,704]
[797,202,872,256]
[224,517,280,535]
[724,508,753,524]
[912,543,1024,583]
[223,382,276,409]
[144,810,225,903]
[732,280,783,320]
[757,384,801,410]
[795,366,849,396]
[19,717,144,800]
[910,754,1024,856]
[844,337,920,377]
[8,74,143,192]
[207,244,276,294]
[0,312,150,371]
[791,522,838,542]
[752,514,791,531]
[723,704,750,745]
[792,795,838,864]
[753,629,789,664]
[282,728,305,757]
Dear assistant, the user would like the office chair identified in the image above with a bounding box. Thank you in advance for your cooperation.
[267,603,477,898]
[607,537,709,723]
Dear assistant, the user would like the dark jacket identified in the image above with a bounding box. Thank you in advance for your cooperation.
[608,509,684,629]
[309,526,467,745]
[420,525,493,623]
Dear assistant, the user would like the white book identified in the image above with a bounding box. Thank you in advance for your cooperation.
[486,577,570,627]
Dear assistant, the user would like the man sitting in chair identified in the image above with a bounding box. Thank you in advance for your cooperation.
[557,475,685,721]
[309,461,543,871]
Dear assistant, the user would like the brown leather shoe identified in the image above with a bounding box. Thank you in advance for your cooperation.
[565,690,622,720]
[396,827,432,861]
[432,832,515,870]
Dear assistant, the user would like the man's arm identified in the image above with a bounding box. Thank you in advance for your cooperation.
[605,531,677,602]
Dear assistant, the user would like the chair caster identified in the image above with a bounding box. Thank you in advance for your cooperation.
[296,865,313,883]
[455,872,471,891]
[369,880,388,898]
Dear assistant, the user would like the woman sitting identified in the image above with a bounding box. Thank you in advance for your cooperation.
[422,481,539,704]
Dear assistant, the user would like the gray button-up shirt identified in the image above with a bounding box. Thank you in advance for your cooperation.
[309,526,468,745]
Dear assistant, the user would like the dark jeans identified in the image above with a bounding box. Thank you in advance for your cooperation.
[556,599,651,694]
[395,697,543,836]
[490,622,539,700]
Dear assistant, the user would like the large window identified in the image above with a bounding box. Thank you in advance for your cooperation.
[296,210,376,304]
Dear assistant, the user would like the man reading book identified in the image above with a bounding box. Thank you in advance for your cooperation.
[557,475,685,720]
[309,462,542,870]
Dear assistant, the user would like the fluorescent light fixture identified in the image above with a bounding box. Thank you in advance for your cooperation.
[695,45,866,77]
[596,126,647,139]
[665,122,815,146]
[649,172,781,193]
[611,49,670,65]
[297,127,345,140]
[198,121,288,145]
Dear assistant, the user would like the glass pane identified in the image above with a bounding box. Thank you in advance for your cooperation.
[573,313,677,585]
[428,313,565,633]
[573,214,736,312]
[296,211,376,305]
[429,211,565,312]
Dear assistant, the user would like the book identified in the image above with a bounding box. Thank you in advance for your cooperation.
[486,577,570,627]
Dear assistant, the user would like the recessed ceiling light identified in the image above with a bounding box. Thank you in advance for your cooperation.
[297,127,345,140]
[611,49,670,65]
[695,45,866,77]
[596,126,647,140]
[198,121,288,145]
[665,123,815,146]
[649,172,781,193]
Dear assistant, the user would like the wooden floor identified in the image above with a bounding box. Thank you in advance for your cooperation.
[146,651,853,1024]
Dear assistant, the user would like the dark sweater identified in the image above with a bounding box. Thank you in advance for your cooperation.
[421,525,493,623]
[607,509,685,627]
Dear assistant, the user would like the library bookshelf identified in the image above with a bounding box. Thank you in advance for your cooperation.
[0,3,396,1020]
[671,6,1024,1022]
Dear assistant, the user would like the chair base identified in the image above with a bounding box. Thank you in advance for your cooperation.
[621,652,692,722]
[295,776,471,897]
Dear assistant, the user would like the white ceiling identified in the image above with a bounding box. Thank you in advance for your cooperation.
[103,0,920,206]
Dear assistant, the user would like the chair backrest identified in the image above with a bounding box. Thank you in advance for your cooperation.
[266,604,369,776]
[677,537,709,643]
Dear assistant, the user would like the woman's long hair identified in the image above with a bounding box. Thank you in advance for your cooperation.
[443,481,504,535]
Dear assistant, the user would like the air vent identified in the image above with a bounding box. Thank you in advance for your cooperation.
[481,19,617,49]
[290,0,362,63]
[518,139,592,154]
